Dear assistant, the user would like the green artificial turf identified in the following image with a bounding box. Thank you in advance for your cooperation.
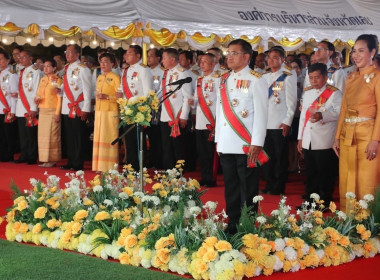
[0,239,185,280]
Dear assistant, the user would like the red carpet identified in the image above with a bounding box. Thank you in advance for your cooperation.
[0,161,379,279]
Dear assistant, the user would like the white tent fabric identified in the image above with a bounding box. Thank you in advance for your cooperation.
[1,0,380,41]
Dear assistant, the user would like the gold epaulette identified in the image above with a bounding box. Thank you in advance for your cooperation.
[284,64,292,71]
[177,66,185,72]
[212,73,221,78]
[160,66,166,71]
[326,84,339,92]
[303,86,313,92]
[220,65,227,70]
[250,69,262,78]
[192,70,200,75]
[282,70,292,76]
[140,63,147,68]
[78,63,87,68]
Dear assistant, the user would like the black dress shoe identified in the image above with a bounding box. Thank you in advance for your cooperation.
[60,165,72,170]
[14,158,27,164]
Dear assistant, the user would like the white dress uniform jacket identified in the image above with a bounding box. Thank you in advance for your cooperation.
[215,66,268,154]
[16,65,41,117]
[263,64,297,128]
[150,65,165,95]
[160,64,192,121]
[61,60,92,115]
[0,68,18,114]
[303,60,346,92]
[297,84,342,150]
[192,72,220,130]
[121,60,153,98]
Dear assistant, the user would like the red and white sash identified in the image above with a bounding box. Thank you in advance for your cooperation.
[19,68,38,127]
[121,67,134,99]
[0,86,15,123]
[63,64,84,118]
[162,69,181,137]
[197,76,215,141]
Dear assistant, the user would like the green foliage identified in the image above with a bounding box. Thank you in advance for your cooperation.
[9,180,24,200]
[236,204,258,235]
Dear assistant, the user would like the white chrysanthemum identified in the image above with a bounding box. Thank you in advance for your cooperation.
[119,192,128,199]
[315,249,325,260]
[290,262,300,272]
[273,255,284,271]
[337,211,347,221]
[76,170,84,177]
[100,249,108,260]
[29,178,38,186]
[134,191,144,198]
[346,192,356,199]
[359,200,368,209]
[150,196,160,206]
[302,243,310,255]
[254,266,262,277]
[363,194,374,202]
[256,216,267,224]
[93,185,103,193]
[203,201,217,211]
[169,195,180,203]
[284,246,298,261]
[103,199,113,206]
[15,233,23,242]
[187,200,196,208]
[310,193,320,201]
[275,238,286,251]
[190,206,201,215]
[252,195,264,203]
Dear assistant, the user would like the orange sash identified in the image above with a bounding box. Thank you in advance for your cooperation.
[18,68,38,127]
[220,72,269,167]
[162,69,181,137]
[63,64,84,118]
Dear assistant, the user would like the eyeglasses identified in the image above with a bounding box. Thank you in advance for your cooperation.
[314,47,328,52]
[226,51,246,57]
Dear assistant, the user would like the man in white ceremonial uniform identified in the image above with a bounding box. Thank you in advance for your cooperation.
[207,47,227,75]
[15,50,41,164]
[262,46,297,195]
[297,63,342,205]
[215,39,268,234]
[303,41,346,92]
[0,50,18,162]
[60,44,92,171]
[11,46,24,75]
[118,45,153,170]
[254,53,267,74]
[189,52,219,187]
[160,48,192,170]
[147,48,164,168]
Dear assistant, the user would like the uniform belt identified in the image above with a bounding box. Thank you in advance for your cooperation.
[344,117,373,123]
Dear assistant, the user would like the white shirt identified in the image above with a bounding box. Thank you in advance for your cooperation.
[61,60,92,115]
[160,64,193,121]
[215,65,268,153]
[150,65,165,94]
[120,60,153,98]
[263,64,297,128]
[298,84,342,150]
[192,72,220,130]
[0,68,18,114]
[16,65,41,117]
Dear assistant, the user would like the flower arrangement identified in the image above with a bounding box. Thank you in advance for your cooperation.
[2,165,380,280]
[117,90,159,126]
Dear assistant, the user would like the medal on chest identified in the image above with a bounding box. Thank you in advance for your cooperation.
[272,81,283,104]
[236,79,250,93]
[132,71,138,80]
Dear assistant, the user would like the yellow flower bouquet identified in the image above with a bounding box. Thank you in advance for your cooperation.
[117,91,159,127]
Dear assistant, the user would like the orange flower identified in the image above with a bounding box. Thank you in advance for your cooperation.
[356,224,366,235]
[71,222,82,235]
[194,259,208,274]
[119,252,131,265]
[361,230,371,241]
[156,248,170,264]
[197,246,208,258]
[17,200,28,211]
[123,187,133,196]
[125,234,138,248]
[203,236,218,248]
[315,217,324,225]
[34,207,48,219]
[32,223,42,234]
[338,236,350,247]
[314,211,323,218]
[329,201,337,213]
[202,248,218,262]
[152,183,162,191]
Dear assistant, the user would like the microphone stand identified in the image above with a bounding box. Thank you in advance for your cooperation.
[111,83,184,193]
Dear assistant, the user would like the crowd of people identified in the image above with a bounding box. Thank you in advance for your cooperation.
[0,34,379,233]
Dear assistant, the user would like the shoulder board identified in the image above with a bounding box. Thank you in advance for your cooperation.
[212,73,221,78]
[32,65,38,70]
[250,69,262,78]
[160,66,166,71]
[78,63,87,68]
[282,71,292,76]
[140,63,147,68]
[220,65,227,70]
[326,85,339,92]
[8,69,15,74]
[192,70,200,75]
[177,66,185,72]
[303,86,313,92]
[284,64,292,71]
[12,62,16,66]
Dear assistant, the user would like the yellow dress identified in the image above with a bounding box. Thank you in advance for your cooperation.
[335,65,380,211]
[37,74,62,162]
[92,71,121,172]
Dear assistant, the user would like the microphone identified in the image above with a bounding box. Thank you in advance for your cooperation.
[167,77,192,86]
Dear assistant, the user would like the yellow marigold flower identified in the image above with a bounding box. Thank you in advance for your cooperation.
[46,196,58,206]
[17,200,28,211]
[203,248,218,263]
[73,210,88,222]
[19,223,28,233]
[244,261,257,278]
[123,187,133,196]
[285,238,295,247]
[34,206,48,219]
[268,241,276,252]
[125,234,138,249]
[157,248,171,264]
[137,232,146,240]
[94,211,111,221]
[121,227,133,237]
[315,217,324,225]
[338,236,350,247]
[119,252,131,265]
[49,186,57,193]
[194,259,208,274]
[314,211,323,218]
[61,230,72,244]
[363,241,374,252]
[197,246,208,258]
[134,112,145,123]
[71,222,82,235]
[152,183,163,191]
[111,210,121,219]
[159,190,168,197]
[14,196,26,205]
[51,202,60,210]
[361,230,371,241]
[117,236,125,247]
[148,223,159,232]
[89,175,101,186]
[145,178,152,184]
[138,96,147,103]
[215,240,232,252]
[138,105,149,112]
[242,233,258,248]
[12,221,21,233]
[133,196,141,204]
[152,214,161,224]
[329,201,337,213]
[47,218,58,229]
[83,198,94,206]
[203,236,218,247]
[356,224,366,235]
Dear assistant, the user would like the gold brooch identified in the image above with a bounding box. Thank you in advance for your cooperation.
[240,110,248,118]
[364,73,375,83]
[231,98,239,107]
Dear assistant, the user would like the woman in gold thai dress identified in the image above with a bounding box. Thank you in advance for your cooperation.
[35,58,62,167]
[333,34,380,211]
[92,53,121,172]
